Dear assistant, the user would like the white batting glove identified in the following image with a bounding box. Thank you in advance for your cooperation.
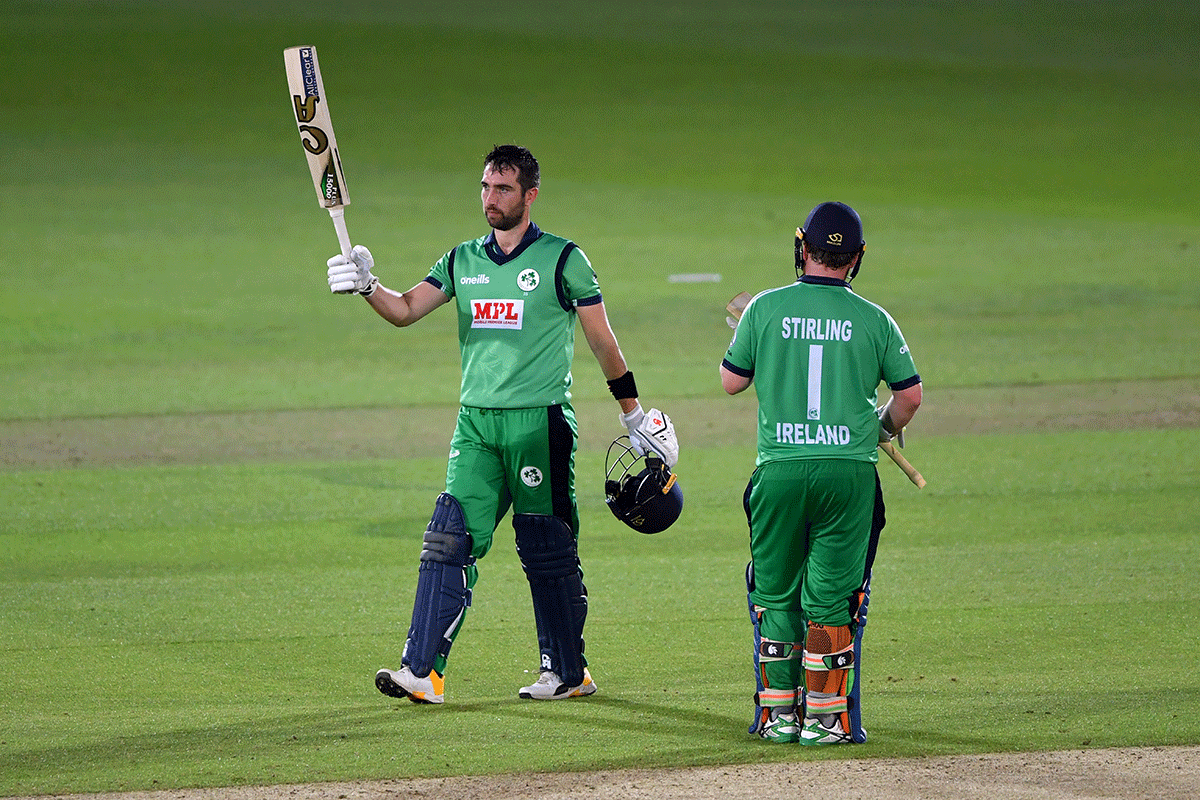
[327,244,378,296]
[620,403,679,468]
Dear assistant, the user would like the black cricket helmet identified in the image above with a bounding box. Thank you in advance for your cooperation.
[800,201,864,254]
[604,436,683,534]
[795,200,867,281]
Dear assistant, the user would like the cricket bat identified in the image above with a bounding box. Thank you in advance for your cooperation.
[726,291,752,329]
[878,440,926,489]
[284,45,352,258]
[723,291,926,489]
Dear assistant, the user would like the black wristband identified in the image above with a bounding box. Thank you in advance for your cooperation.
[606,370,638,401]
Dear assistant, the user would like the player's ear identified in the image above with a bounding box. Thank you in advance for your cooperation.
[524,185,538,206]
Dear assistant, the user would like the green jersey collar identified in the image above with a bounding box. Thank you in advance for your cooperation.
[484,222,543,265]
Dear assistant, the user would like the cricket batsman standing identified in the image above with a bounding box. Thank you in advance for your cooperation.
[719,201,922,744]
[325,145,678,703]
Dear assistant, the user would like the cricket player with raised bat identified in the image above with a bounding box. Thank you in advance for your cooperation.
[720,201,922,744]
[324,145,679,704]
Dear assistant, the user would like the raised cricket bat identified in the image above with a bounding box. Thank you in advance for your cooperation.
[724,291,926,488]
[726,291,752,329]
[284,45,352,258]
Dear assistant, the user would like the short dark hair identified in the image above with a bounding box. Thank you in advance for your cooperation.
[806,246,859,271]
[484,144,540,193]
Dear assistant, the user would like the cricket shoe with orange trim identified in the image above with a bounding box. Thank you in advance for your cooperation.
[518,668,597,700]
[375,666,444,704]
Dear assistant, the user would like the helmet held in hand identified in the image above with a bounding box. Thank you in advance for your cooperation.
[604,436,684,534]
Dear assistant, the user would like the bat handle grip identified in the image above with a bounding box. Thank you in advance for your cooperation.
[328,207,352,258]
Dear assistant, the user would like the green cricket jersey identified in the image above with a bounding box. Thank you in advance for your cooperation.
[722,275,919,466]
[425,223,602,408]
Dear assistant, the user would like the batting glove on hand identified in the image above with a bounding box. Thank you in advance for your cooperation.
[877,404,905,447]
[620,403,679,468]
[327,244,378,296]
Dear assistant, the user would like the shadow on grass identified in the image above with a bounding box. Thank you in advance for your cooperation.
[6,685,1195,795]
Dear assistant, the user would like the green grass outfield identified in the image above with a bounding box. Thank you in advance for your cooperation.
[3,0,1199,795]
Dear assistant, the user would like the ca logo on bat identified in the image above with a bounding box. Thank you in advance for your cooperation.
[292,95,329,156]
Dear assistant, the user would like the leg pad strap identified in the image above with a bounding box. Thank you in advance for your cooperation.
[759,636,803,663]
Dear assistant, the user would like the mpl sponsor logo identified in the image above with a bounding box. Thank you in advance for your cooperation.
[471,298,524,329]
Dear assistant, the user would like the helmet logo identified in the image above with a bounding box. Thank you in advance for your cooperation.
[827,233,843,246]
[520,466,543,487]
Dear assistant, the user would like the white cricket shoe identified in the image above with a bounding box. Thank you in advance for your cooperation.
[758,707,800,743]
[375,666,444,704]
[518,668,597,700]
[799,714,853,745]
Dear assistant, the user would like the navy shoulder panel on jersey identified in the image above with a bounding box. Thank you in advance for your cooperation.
[554,241,578,312]
[446,245,458,287]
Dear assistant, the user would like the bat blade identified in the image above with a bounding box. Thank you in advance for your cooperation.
[726,291,752,328]
[284,45,352,256]
[879,441,926,488]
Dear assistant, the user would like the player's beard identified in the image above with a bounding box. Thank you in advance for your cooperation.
[485,205,524,231]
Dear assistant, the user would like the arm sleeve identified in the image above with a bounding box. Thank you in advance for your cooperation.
[426,247,457,298]
[560,246,602,306]
[880,309,919,389]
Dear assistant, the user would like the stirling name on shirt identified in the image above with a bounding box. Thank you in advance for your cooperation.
[471,299,524,329]
[782,317,852,341]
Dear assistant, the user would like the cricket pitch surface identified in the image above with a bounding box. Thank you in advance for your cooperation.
[11,746,1199,800]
